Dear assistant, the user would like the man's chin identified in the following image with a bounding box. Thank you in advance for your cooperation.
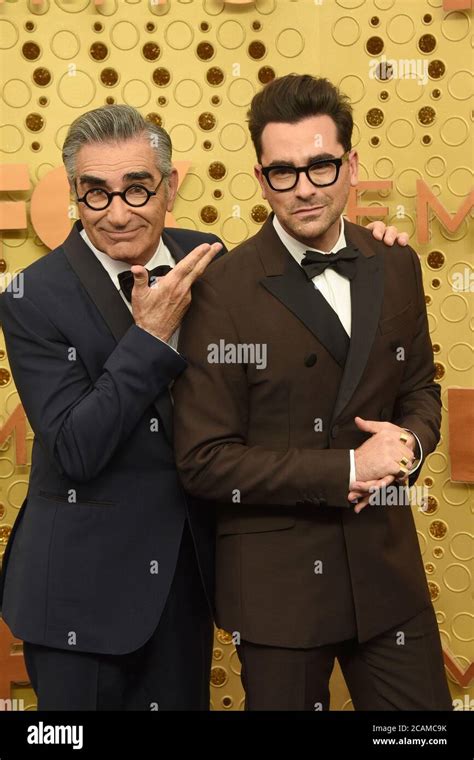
[286,216,330,241]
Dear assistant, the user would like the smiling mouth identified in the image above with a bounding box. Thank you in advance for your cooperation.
[103,229,141,237]
[293,206,325,215]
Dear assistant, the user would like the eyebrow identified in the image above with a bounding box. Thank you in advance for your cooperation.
[78,171,155,186]
[267,153,339,167]
[78,175,108,187]
[123,171,155,182]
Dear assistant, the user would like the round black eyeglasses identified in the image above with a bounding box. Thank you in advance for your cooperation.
[76,176,165,211]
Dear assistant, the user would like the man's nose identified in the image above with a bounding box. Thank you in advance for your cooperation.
[294,171,318,199]
[105,195,133,225]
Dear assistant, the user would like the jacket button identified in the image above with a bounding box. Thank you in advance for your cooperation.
[331,425,339,438]
[390,339,401,352]
[304,353,317,367]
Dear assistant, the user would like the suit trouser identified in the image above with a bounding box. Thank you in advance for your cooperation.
[23,520,214,710]
[236,605,452,711]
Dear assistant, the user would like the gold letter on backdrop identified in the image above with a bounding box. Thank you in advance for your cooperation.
[346,181,392,222]
[416,180,474,244]
[30,167,71,252]
[0,405,27,467]
[0,165,30,231]
[0,620,30,706]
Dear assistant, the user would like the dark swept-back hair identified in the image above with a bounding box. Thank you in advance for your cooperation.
[247,74,353,161]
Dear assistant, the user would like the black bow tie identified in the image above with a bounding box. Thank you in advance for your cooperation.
[117,265,172,303]
[301,246,359,281]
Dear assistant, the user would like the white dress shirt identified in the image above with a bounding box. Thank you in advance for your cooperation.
[80,228,180,352]
[272,215,422,490]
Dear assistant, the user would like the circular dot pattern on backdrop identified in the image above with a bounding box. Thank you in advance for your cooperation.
[1,0,471,714]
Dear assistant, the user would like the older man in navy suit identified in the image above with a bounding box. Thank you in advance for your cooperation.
[0,105,223,710]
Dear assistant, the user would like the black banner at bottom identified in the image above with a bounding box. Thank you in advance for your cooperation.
[0,710,471,758]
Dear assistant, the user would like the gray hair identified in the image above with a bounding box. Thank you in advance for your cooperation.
[62,104,172,185]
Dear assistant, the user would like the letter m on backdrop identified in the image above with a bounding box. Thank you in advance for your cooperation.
[0,405,27,466]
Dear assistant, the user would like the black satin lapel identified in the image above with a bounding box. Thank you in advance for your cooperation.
[161,230,186,263]
[62,223,133,343]
[157,230,189,443]
[62,224,173,442]
[261,256,349,368]
[331,251,384,422]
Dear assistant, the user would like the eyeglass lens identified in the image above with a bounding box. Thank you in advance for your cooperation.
[84,185,151,209]
[268,161,338,190]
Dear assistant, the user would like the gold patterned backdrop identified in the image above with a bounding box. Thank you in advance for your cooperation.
[0,0,472,711]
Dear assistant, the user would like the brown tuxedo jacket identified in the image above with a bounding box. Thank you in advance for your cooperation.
[173,215,440,648]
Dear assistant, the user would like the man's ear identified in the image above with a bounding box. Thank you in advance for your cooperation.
[165,168,179,212]
[348,150,359,188]
[254,164,267,200]
[71,178,86,224]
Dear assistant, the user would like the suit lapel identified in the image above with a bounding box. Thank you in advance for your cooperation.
[330,221,384,422]
[256,215,384,421]
[62,221,175,443]
[62,221,133,342]
[156,230,188,442]
[162,229,187,263]
[261,256,350,368]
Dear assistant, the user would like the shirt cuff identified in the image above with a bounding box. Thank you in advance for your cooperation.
[162,338,180,355]
[404,427,423,474]
[349,448,356,487]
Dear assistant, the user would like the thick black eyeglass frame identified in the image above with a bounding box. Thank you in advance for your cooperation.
[76,175,165,211]
[260,151,350,192]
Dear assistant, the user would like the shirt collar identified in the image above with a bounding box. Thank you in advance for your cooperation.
[79,228,174,291]
[272,213,347,266]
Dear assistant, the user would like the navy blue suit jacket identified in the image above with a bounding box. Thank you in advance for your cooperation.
[0,220,225,654]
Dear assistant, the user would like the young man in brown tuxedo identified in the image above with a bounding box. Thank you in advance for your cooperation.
[172,75,452,711]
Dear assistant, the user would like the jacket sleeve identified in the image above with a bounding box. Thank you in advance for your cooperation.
[392,247,441,486]
[173,276,351,508]
[0,289,187,482]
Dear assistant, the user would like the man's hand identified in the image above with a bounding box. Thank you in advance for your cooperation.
[349,416,416,512]
[131,241,222,341]
[366,221,409,247]
[349,473,397,514]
